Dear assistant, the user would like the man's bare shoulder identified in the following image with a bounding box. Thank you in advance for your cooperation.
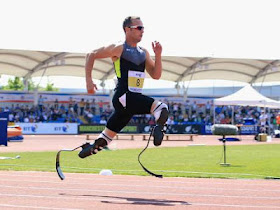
[107,42,123,49]
[110,42,123,60]
[87,42,123,60]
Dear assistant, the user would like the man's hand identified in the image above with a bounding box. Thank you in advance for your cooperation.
[152,41,162,56]
[86,80,98,94]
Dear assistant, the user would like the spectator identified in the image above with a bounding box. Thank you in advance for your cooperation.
[3,96,280,129]
[205,101,211,114]
[167,116,175,125]
[4,106,9,112]
[79,98,85,116]
[84,108,94,124]
[68,97,74,111]
[8,112,14,122]
[148,117,155,125]
[99,116,107,124]
[276,112,280,130]
[38,95,44,113]
[184,100,190,116]
[191,101,197,114]
[54,98,59,110]
[104,105,113,117]
[73,101,78,115]
[259,110,268,133]
[23,116,29,123]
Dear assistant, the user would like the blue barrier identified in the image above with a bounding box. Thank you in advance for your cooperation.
[0,112,9,146]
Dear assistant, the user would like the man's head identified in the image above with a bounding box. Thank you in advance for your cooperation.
[123,16,144,43]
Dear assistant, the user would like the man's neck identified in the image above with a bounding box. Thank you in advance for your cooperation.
[125,39,138,47]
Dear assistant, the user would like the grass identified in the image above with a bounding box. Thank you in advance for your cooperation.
[0,144,280,179]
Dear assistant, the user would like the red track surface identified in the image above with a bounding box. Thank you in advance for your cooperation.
[0,135,280,209]
[0,171,279,209]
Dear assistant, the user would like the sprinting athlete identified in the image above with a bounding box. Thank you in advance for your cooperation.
[79,16,169,158]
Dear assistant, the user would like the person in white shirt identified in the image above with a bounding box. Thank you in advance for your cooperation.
[259,110,268,133]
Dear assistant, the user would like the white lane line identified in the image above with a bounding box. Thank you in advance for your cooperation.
[0,167,271,179]
[0,172,277,187]
[0,203,82,210]
[192,202,280,209]
[0,185,280,200]
[0,193,188,206]
[0,192,279,209]
[1,178,280,193]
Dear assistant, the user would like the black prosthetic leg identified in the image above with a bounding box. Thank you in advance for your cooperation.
[56,138,108,180]
[78,138,107,158]
[153,108,168,146]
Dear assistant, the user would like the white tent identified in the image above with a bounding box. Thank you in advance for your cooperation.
[214,85,280,108]
[1,49,280,85]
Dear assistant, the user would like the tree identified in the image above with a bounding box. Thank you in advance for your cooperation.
[1,77,58,91]
[2,77,24,90]
[28,80,37,91]
[45,82,59,91]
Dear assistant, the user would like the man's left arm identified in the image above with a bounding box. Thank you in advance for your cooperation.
[145,41,162,80]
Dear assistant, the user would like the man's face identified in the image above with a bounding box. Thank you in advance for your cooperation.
[126,19,144,42]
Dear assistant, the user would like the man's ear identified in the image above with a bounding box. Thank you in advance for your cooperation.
[124,27,130,33]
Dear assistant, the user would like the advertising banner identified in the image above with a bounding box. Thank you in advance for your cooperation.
[167,124,201,134]
[136,124,202,134]
[40,93,110,104]
[0,92,110,104]
[79,124,138,134]
[204,124,213,135]
[17,123,78,134]
[79,124,202,135]
[0,93,33,103]
[239,125,258,135]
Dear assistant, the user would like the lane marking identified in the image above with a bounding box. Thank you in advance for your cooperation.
[0,203,82,210]
[192,202,280,209]
[0,193,188,206]
[0,185,280,200]
[0,178,280,193]
[0,167,273,179]
[0,172,278,188]
[0,192,279,209]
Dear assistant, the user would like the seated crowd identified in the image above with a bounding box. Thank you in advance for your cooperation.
[1,98,279,129]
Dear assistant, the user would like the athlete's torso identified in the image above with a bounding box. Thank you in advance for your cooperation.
[113,42,146,94]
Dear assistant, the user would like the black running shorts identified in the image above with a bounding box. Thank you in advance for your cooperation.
[106,91,154,133]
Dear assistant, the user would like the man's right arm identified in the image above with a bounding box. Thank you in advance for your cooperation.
[85,44,123,94]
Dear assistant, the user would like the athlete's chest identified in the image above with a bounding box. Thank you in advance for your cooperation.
[122,46,146,66]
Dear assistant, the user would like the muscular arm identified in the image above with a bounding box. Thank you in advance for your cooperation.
[85,44,123,93]
[145,41,162,80]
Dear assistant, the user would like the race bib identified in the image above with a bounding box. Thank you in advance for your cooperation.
[128,70,145,93]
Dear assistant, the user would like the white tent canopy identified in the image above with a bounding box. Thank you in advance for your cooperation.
[214,85,280,108]
[0,49,280,85]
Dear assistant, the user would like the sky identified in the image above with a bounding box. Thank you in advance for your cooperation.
[0,0,280,89]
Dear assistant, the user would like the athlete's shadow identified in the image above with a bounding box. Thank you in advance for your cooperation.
[60,193,190,206]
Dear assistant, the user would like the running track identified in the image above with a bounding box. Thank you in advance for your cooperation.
[1,135,280,209]
[0,171,279,209]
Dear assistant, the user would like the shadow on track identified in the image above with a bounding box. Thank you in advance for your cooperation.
[60,193,190,206]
